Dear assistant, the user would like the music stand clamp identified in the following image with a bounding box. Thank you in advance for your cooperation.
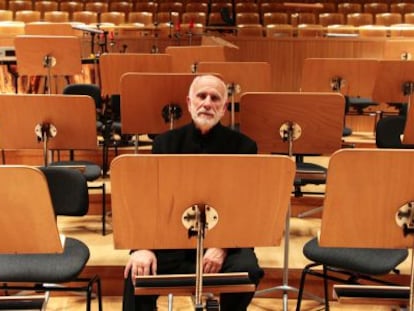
[34,122,57,167]
[182,203,219,310]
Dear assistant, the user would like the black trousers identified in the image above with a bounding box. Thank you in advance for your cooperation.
[122,248,264,311]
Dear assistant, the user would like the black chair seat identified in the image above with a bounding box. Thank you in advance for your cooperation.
[0,238,89,283]
[294,162,327,186]
[50,160,101,181]
[304,237,408,276]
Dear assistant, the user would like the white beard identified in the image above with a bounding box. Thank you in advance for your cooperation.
[189,106,224,133]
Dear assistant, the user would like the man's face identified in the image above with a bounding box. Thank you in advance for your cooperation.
[187,76,227,134]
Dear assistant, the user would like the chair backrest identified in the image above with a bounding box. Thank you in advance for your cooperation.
[235,2,258,13]
[100,11,126,24]
[72,10,98,24]
[14,10,41,23]
[265,23,293,37]
[63,83,102,110]
[59,1,84,20]
[346,12,373,26]
[39,167,89,217]
[337,2,362,15]
[375,12,402,26]
[297,23,324,37]
[84,1,108,13]
[158,1,183,14]
[181,12,206,25]
[237,23,263,37]
[34,0,58,18]
[109,1,132,15]
[363,2,389,15]
[128,11,153,24]
[185,2,208,14]
[262,12,289,26]
[44,10,70,22]
[391,2,414,16]
[358,24,387,37]
[133,1,158,14]
[236,12,260,25]
[318,12,345,27]
[0,9,13,21]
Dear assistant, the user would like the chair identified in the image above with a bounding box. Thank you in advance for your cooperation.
[405,12,414,24]
[291,12,317,27]
[128,11,153,25]
[235,2,258,13]
[236,12,260,25]
[185,2,208,14]
[236,23,263,37]
[337,2,362,15]
[265,23,293,37]
[156,11,180,25]
[158,1,184,15]
[51,83,108,235]
[0,9,13,21]
[390,23,414,37]
[44,10,70,22]
[391,3,414,19]
[72,11,98,24]
[295,149,411,311]
[14,10,41,23]
[363,2,389,15]
[259,2,286,16]
[33,0,58,19]
[109,1,132,16]
[318,12,345,27]
[0,166,102,311]
[133,1,158,15]
[376,115,414,148]
[8,0,32,17]
[59,1,84,20]
[326,24,357,35]
[297,23,324,37]
[346,12,374,26]
[375,12,402,26]
[84,2,108,14]
[262,12,289,26]
[100,11,126,25]
[358,24,387,37]
[207,11,229,27]
[321,1,336,13]
[181,11,206,25]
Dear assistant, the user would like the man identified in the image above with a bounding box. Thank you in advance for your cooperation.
[123,74,263,310]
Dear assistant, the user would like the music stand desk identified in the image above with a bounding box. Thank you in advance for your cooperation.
[99,53,172,96]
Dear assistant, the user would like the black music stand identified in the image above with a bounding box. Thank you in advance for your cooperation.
[14,35,82,94]
[0,94,97,166]
[110,154,296,310]
[239,92,345,311]
[319,149,414,310]
[196,61,272,129]
[119,73,199,152]
[372,60,414,146]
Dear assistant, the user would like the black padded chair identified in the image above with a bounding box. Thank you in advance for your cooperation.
[376,115,414,149]
[52,83,108,235]
[0,166,102,311]
[296,237,408,310]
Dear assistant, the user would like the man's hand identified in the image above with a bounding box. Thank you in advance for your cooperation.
[203,248,227,273]
[124,250,157,283]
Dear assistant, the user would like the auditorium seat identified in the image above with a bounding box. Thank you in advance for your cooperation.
[375,12,402,26]
[133,1,158,15]
[8,0,33,18]
[14,10,41,23]
[389,23,414,37]
[158,2,184,15]
[44,10,70,22]
[185,2,208,14]
[363,2,389,16]
[346,12,374,26]
[210,2,232,14]
[180,22,204,35]
[235,2,258,13]
[0,9,13,21]
[321,1,336,13]
[297,23,324,37]
[236,23,263,37]
[265,23,293,37]
[59,1,84,21]
[34,0,58,19]
[262,12,289,26]
[391,2,414,19]
[84,2,108,14]
[101,11,126,25]
[72,11,98,24]
[318,12,345,27]
[128,11,153,25]
[156,11,180,25]
[207,11,228,27]
[259,2,286,16]
[337,2,362,15]
[109,1,133,16]
[326,24,357,35]
[404,12,414,24]
[181,11,206,25]
[358,24,387,37]
[291,12,317,27]
[236,12,260,25]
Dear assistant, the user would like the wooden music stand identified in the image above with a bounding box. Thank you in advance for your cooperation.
[0,165,63,254]
[165,45,238,73]
[110,154,295,309]
[239,92,345,310]
[14,35,82,94]
[0,94,97,166]
[372,60,414,144]
[196,61,272,128]
[24,22,80,36]
[99,53,172,97]
[120,73,197,135]
[319,148,414,309]
[383,39,414,60]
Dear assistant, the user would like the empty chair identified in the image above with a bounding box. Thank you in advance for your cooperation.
[14,10,41,23]
[405,12,414,24]
[291,12,316,27]
[207,11,229,27]
[326,24,357,35]
[181,11,206,25]
[346,12,374,26]
[101,11,126,25]
[262,12,289,26]
[390,23,414,37]
[185,2,208,14]
[8,0,33,12]
[133,1,158,14]
[180,22,204,35]
[158,1,183,15]
[337,2,362,15]
[59,1,84,20]
[72,11,98,24]
[236,23,263,37]
[391,2,414,18]
[235,2,258,13]
[321,1,336,13]
[128,11,153,25]
[44,10,69,22]
[375,12,402,26]
[109,1,132,15]
[318,12,345,27]
[260,2,286,15]
[265,23,293,37]
[84,2,108,14]
[236,12,260,25]
[363,2,389,15]
[34,0,58,18]
[0,9,13,21]
[156,11,180,25]
[297,23,324,37]
[358,24,387,37]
